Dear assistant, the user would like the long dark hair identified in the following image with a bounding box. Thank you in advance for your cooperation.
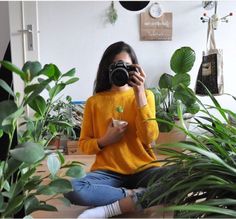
[93,41,138,94]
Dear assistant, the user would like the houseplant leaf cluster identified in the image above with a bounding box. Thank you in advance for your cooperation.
[47,95,80,142]
[150,47,200,132]
[143,85,236,218]
[107,1,118,25]
[0,60,84,217]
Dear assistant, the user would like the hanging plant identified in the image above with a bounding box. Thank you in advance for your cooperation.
[107,1,118,25]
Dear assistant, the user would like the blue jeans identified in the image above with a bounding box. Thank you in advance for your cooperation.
[64,167,167,207]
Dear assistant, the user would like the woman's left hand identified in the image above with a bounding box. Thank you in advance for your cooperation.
[128,64,147,107]
[128,64,146,93]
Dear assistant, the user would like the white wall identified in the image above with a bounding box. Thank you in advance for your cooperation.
[37,1,236,112]
[0,1,10,60]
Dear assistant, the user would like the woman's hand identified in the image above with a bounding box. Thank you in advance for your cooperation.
[97,119,128,149]
[128,64,146,92]
[128,64,147,108]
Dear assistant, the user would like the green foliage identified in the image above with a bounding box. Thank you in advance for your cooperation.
[149,47,200,132]
[115,105,124,120]
[107,1,118,25]
[144,84,236,218]
[0,60,83,217]
[47,95,78,141]
[115,105,124,113]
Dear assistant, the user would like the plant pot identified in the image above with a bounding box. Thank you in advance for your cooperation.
[49,136,61,149]
[155,119,191,152]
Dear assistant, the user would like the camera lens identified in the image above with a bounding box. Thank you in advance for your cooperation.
[110,67,129,86]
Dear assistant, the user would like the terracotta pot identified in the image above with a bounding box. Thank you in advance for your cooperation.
[49,136,61,149]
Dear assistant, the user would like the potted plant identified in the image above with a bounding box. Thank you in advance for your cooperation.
[143,86,236,218]
[112,105,128,127]
[47,95,79,150]
[149,46,200,143]
[0,60,84,218]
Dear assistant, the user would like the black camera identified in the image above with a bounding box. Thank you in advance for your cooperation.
[109,60,136,87]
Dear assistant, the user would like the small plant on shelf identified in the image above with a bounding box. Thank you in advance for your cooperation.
[113,105,127,127]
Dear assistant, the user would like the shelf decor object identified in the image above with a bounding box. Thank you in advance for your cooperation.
[201,1,233,30]
[149,2,163,18]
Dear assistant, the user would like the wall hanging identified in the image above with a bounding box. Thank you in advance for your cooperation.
[200,1,233,30]
[119,1,150,11]
[140,3,172,41]
[195,1,232,95]
[149,2,163,18]
[107,1,118,25]
[195,20,224,95]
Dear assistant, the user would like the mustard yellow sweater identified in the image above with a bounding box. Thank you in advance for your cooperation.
[79,88,160,174]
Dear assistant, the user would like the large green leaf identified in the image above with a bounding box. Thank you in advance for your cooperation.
[62,68,76,77]
[24,195,40,215]
[5,158,23,180]
[24,176,43,191]
[47,153,61,177]
[24,78,52,105]
[24,83,42,94]
[158,73,173,89]
[3,195,24,217]
[186,102,200,114]
[31,204,57,212]
[28,95,46,116]
[0,79,15,98]
[2,180,10,192]
[156,112,174,132]
[37,178,72,195]
[170,46,196,74]
[0,100,18,133]
[56,150,65,165]
[39,64,61,80]
[174,86,196,106]
[49,83,66,99]
[2,106,24,127]
[22,61,42,82]
[0,60,26,81]
[65,165,85,178]
[10,142,45,164]
[25,195,57,215]
[172,73,190,89]
[65,77,79,85]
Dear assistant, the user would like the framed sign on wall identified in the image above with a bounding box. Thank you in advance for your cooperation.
[140,12,173,41]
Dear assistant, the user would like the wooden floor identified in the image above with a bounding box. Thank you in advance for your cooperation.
[32,155,173,218]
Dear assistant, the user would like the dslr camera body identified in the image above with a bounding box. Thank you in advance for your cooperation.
[109,60,136,87]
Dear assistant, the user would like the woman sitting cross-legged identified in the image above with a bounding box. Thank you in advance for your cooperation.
[64,41,168,218]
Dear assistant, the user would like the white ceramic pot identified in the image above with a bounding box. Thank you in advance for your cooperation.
[112,119,128,127]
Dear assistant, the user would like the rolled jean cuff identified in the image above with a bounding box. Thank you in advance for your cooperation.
[121,187,129,197]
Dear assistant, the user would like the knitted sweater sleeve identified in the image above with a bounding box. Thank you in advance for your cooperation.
[135,90,159,145]
[78,98,101,155]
